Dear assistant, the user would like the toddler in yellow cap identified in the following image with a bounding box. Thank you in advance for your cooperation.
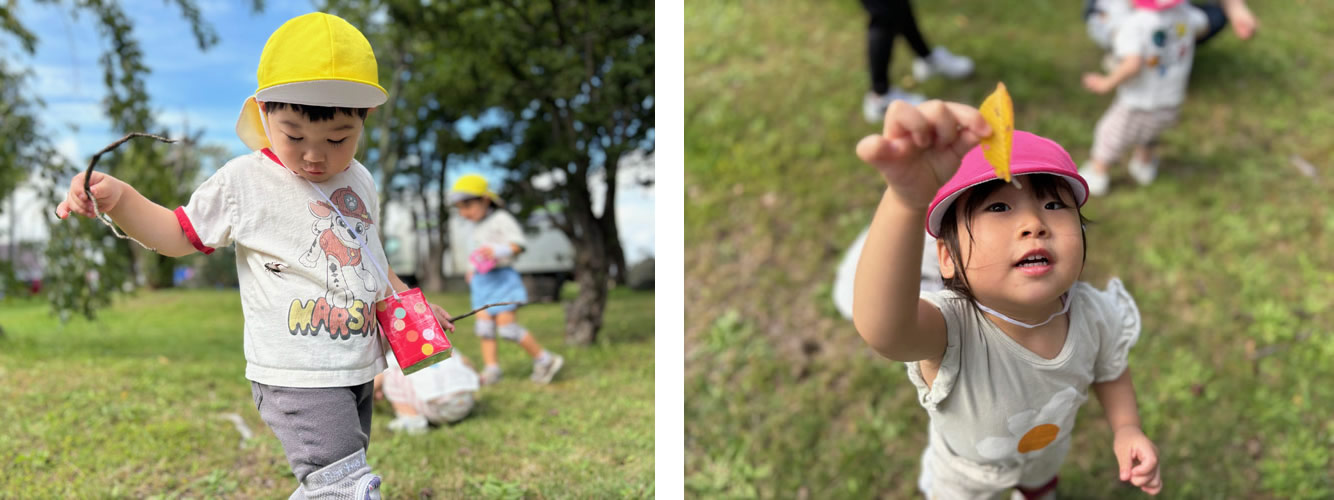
[55,12,454,498]
[448,174,565,387]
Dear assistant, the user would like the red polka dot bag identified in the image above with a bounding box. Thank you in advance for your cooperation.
[375,288,454,374]
[308,181,454,374]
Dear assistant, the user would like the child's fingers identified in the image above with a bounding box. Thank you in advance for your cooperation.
[1114,446,1133,481]
[919,101,961,149]
[430,304,456,332]
[938,102,988,155]
[855,135,914,168]
[941,101,989,137]
[1142,474,1163,495]
[1131,448,1158,476]
[883,100,932,148]
[64,192,90,217]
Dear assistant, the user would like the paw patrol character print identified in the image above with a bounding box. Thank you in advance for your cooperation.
[298,187,379,309]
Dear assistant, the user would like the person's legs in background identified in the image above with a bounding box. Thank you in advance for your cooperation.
[495,311,565,384]
[897,0,973,82]
[861,0,972,123]
[861,0,923,122]
[475,309,503,385]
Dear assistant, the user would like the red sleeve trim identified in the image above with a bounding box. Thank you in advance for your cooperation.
[174,206,216,255]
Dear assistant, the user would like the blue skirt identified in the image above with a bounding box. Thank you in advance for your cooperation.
[470,267,527,313]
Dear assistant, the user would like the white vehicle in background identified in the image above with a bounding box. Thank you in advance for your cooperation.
[442,211,575,302]
[378,197,576,302]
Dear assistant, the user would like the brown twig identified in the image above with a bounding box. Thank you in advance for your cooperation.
[83,132,179,196]
[81,133,179,250]
[447,302,524,322]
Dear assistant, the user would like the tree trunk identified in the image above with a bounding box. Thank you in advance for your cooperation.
[149,254,174,289]
[564,174,609,345]
[600,149,628,286]
[566,224,608,345]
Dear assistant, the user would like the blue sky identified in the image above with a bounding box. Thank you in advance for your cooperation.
[10,0,315,163]
[4,0,655,262]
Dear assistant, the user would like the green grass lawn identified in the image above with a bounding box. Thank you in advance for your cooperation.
[0,288,654,498]
[686,1,1334,498]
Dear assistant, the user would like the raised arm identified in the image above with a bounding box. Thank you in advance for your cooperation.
[852,100,989,361]
[853,188,948,361]
[56,171,196,257]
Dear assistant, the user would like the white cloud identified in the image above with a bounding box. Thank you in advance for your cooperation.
[54,136,81,165]
[29,63,101,100]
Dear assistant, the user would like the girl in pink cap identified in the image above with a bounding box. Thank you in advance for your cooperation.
[853,100,1161,498]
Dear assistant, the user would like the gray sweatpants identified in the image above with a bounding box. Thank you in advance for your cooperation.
[251,381,375,483]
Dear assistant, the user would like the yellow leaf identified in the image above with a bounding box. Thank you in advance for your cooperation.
[979,82,1014,184]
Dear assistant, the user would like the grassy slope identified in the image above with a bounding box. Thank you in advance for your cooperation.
[686,1,1334,498]
[1,288,654,499]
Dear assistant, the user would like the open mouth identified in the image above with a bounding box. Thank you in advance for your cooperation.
[1014,249,1053,268]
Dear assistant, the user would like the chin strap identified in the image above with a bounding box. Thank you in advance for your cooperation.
[975,294,1070,329]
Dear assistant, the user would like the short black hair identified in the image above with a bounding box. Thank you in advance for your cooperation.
[263,101,368,121]
[455,196,494,209]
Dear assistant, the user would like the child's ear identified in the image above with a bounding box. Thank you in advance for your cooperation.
[937,238,955,279]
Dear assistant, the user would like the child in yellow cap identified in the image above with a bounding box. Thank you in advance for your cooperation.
[449,174,565,386]
[55,12,449,498]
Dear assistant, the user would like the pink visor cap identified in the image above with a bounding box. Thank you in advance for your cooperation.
[925,130,1089,238]
[1133,0,1185,11]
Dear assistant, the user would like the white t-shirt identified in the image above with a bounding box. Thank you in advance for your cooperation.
[905,279,1140,486]
[1112,4,1209,110]
[1085,0,1134,49]
[467,209,527,268]
[176,149,390,388]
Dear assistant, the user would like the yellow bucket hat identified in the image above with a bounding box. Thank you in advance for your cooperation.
[235,12,388,151]
[448,174,503,205]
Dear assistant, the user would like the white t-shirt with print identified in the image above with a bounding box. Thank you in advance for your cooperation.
[466,209,527,268]
[176,149,390,388]
[1112,4,1209,110]
[905,279,1141,488]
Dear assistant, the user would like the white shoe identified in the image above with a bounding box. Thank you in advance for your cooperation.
[1128,157,1158,186]
[1079,165,1110,196]
[479,364,503,386]
[863,89,926,123]
[387,415,428,434]
[912,46,974,81]
[531,353,564,384]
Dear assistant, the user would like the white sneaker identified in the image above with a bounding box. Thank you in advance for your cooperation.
[862,89,926,123]
[531,353,564,384]
[912,46,974,81]
[1079,165,1110,196]
[479,364,503,386]
[387,415,428,434]
[1128,156,1158,186]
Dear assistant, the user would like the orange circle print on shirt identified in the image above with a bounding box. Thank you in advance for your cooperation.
[975,387,1080,459]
